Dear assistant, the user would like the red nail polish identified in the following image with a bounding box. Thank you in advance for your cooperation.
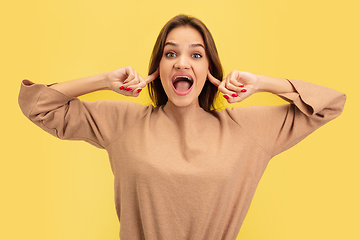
[240,84,244,87]
[241,89,247,92]
[232,93,238,97]
[126,87,132,91]
[137,88,142,93]
[119,86,125,90]
[223,95,229,99]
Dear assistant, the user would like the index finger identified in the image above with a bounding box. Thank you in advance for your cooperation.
[207,71,221,87]
[144,69,159,84]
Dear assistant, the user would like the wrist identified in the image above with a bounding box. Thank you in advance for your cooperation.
[254,75,267,93]
[99,72,110,90]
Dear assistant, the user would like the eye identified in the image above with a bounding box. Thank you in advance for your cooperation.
[165,52,176,58]
[192,53,202,59]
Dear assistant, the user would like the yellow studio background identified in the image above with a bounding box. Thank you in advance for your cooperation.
[1,0,359,239]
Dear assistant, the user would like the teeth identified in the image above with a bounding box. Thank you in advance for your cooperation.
[174,76,193,81]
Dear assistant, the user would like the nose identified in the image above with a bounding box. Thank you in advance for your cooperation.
[174,55,190,70]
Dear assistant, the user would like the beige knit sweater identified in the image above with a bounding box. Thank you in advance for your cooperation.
[18,79,346,240]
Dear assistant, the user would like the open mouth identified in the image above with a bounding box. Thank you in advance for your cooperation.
[172,74,194,95]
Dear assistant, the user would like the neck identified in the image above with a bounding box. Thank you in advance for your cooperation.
[163,101,206,124]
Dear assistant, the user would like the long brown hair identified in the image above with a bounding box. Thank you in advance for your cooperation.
[148,14,223,112]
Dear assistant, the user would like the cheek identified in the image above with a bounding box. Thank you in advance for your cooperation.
[197,67,208,89]
[158,61,170,91]
[158,61,165,81]
[198,63,209,80]
[159,59,170,78]
[200,59,209,74]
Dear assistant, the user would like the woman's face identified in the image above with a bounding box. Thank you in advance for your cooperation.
[159,26,209,108]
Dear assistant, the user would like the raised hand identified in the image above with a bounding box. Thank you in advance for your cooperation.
[207,70,260,103]
[107,66,159,97]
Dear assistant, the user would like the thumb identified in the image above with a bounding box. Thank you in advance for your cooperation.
[144,69,159,84]
[207,71,221,87]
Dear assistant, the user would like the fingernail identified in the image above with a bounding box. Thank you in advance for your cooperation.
[232,93,238,97]
[126,87,132,91]
[223,95,229,100]
[137,88,142,93]
[240,84,244,87]
[241,89,247,92]
[119,86,125,90]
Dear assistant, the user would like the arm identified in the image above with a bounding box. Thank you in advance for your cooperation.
[208,70,346,157]
[49,67,158,97]
[255,75,296,95]
[18,67,158,148]
[49,72,109,97]
[207,70,296,102]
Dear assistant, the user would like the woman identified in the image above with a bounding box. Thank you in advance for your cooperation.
[18,14,346,240]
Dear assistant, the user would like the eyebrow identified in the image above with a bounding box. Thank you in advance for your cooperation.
[164,42,205,49]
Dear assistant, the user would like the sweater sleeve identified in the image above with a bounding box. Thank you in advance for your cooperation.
[226,79,346,158]
[18,80,150,149]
